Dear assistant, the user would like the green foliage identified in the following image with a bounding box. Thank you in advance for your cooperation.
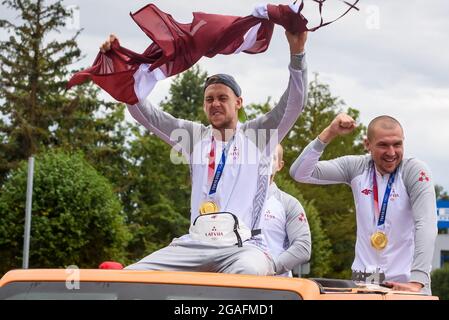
[245,99,273,120]
[435,185,449,200]
[0,150,130,275]
[0,0,127,187]
[431,265,449,300]
[160,65,209,124]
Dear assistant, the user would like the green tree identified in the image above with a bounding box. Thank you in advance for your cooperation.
[0,0,128,189]
[431,265,449,300]
[0,150,130,275]
[435,185,449,200]
[160,65,208,124]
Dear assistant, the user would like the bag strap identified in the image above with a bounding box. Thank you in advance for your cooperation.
[230,213,243,247]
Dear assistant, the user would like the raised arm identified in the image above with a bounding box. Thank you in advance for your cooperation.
[290,113,362,185]
[127,99,202,158]
[243,31,308,148]
[100,35,202,158]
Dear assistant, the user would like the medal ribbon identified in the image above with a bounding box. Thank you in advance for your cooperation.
[208,135,235,196]
[207,136,216,187]
[372,163,398,228]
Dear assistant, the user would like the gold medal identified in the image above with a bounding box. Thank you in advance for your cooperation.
[371,231,388,250]
[199,201,219,215]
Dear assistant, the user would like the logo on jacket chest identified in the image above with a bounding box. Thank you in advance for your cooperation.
[361,187,400,200]
[389,188,399,201]
[264,209,276,221]
[361,188,372,196]
[230,145,239,161]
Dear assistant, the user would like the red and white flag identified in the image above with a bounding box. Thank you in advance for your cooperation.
[67,2,358,105]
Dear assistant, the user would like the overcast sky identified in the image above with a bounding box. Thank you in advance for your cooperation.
[2,0,449,191]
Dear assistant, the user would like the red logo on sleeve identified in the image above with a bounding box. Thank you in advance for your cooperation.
[298,212,307,222]
[418,171,430,182]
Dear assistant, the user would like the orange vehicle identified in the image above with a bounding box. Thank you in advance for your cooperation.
[0,269,438,300]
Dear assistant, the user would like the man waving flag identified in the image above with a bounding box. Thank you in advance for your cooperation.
[67,1,358,105]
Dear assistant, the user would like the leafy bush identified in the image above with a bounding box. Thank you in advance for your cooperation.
[0,150,130,275]
[431,265,449,300]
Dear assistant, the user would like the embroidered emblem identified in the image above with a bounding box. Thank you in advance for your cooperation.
[231,145,239,161]
[264,210,276,220]
[361,188,372,196]
[418,171,430,182]
[390,188,399,201]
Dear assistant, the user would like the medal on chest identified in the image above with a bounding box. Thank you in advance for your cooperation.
[370,231,388,250]
[199,201,220,215]
[370,164,397,250]
[200,135,234,215]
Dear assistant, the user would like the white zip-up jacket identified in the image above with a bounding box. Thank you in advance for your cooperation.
[263,183,311,275]
[127,53,308,250]
[290,138,437,286]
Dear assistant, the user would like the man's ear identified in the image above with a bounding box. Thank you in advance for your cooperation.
[236,97,243,109]
[279,160,285,172]
[363,137,370,153]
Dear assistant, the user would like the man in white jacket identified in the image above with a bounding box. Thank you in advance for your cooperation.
[101,30,309,275]
[290,113,437,294]
[263,144,311,277]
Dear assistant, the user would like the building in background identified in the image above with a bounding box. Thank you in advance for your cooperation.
[432,200,449,270]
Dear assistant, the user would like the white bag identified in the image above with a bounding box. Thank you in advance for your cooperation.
[189,212,258,247]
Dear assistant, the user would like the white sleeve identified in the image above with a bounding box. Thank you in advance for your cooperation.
[274,194,311,275]
[127,99,204,159]
[403,159,438,286]
[289,138,365,186]
[242,53,307,154]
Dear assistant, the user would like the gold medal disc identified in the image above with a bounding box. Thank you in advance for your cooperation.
[370,231,388,250]
[199,201,219,215]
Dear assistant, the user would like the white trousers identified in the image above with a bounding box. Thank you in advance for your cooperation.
[125,238,275,275]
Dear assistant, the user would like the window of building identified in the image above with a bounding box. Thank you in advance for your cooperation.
[441,250,449,268]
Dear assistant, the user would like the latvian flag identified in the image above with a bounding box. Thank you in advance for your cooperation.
[67,1,358,105]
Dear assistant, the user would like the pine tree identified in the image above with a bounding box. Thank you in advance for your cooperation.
[0,0,128,187]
